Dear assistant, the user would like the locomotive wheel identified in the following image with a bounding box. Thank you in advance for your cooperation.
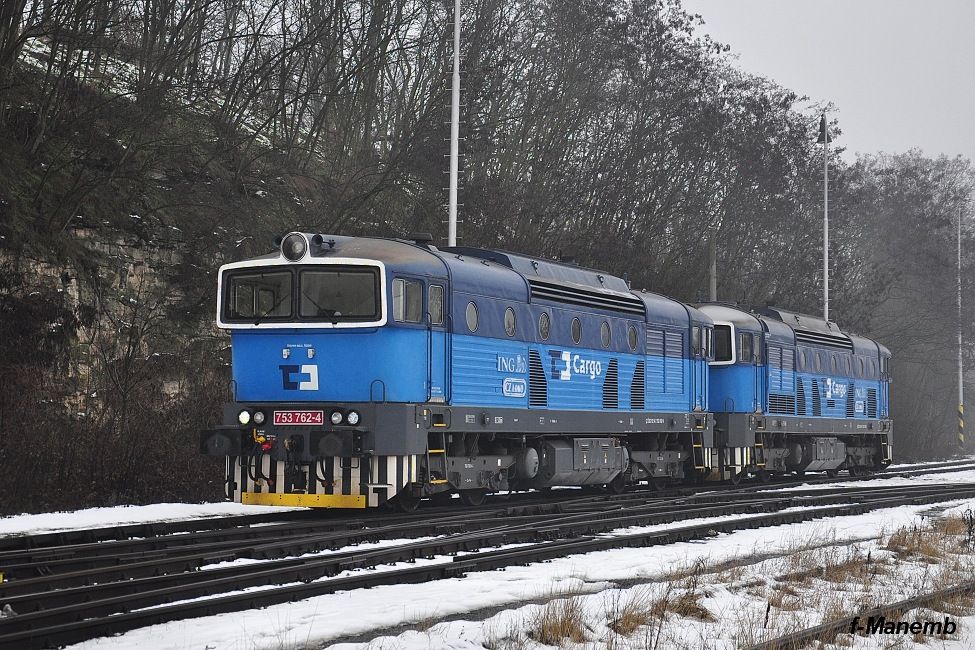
[729,470,745,485]
[459,489,488,506]
[756,470,771,483]
[826,469,839,478]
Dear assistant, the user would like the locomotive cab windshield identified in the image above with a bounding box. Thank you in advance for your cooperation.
[219,264,383,326]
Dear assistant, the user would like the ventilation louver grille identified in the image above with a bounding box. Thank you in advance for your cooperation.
[846,383,855,418]
[796,378,807,415]
[529,350,547,407]
[768,393,796,415]
[867,388,877,418]
[603,359,619,409]
[528,279,646,316]
[794,330,854,351]
[812,379,822,416]
[631,361,646,410]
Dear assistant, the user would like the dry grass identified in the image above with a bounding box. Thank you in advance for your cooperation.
[768,585,803,612]
[652,566,716,623]
[528,597,589,646]
[885,524,946,561]
[606,587,659,636]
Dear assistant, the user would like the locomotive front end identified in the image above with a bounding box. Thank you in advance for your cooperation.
[200,233,432,508]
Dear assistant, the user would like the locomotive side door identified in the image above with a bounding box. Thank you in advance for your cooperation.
[427,281,449,402]
[690,325,707,410]
[755,333,766,412]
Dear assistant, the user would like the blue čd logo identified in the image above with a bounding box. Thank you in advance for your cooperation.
[279,365,319,391]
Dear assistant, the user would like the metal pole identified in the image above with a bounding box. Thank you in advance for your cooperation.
[823,111,829,322]
[959,203,965,448]
[447,0,461,247]
[709,236,717,301]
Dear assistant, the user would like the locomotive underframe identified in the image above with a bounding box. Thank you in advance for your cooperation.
[202,402,892,508]
[713,412,893,479]
[202,401,717,507]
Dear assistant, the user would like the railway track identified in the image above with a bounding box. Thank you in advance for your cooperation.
[3,477,975,649]
[3,457,972,556]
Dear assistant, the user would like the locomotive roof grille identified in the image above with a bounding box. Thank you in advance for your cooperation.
[794,329,854,351]
[528,278,646,316]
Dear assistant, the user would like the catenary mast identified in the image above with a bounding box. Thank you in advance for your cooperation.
[447,0,461,247]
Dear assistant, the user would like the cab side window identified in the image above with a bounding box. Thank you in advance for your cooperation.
[429,285,444,325]
[713,325,732,362]
[392,278,423,323]
[739,332,753,364]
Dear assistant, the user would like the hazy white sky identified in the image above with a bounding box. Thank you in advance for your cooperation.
[682,0,975,163]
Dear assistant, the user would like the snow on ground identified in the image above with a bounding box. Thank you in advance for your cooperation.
[0,502,302,538]
[887,456,975,469]
[772,467,975,493]
[55,470,975,650]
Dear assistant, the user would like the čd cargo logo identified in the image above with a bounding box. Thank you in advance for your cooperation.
[548,350,602,380]
[279,364,319,391]
[824,377,847,399]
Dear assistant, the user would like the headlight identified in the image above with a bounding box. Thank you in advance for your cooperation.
[281,232,307,261]
[237,410,251,425]
[346,410,360,426]
[253,411,266,425]
[330,411,343,425]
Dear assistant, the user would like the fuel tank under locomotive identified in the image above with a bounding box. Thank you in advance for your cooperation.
[443,437,631,491]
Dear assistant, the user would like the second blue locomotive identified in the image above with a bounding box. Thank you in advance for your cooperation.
[200,233,892,509]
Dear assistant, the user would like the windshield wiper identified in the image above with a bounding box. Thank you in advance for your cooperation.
[301,290,341,325]
[253,293,291,326]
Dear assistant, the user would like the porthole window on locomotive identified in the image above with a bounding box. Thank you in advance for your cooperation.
[504,307,516,337]
[627,325,638,351]
[465,301,478,332]
[539,312,551,340]
[571,317,582,344]
[600,321,611,347]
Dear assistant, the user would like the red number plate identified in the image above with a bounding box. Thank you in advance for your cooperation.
[273,410,324,426]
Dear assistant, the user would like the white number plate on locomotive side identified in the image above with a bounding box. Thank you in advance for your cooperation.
[273,410,324,426]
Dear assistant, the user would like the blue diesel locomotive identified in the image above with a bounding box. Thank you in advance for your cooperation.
[199,233,892,510]
[698,304,892,481]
